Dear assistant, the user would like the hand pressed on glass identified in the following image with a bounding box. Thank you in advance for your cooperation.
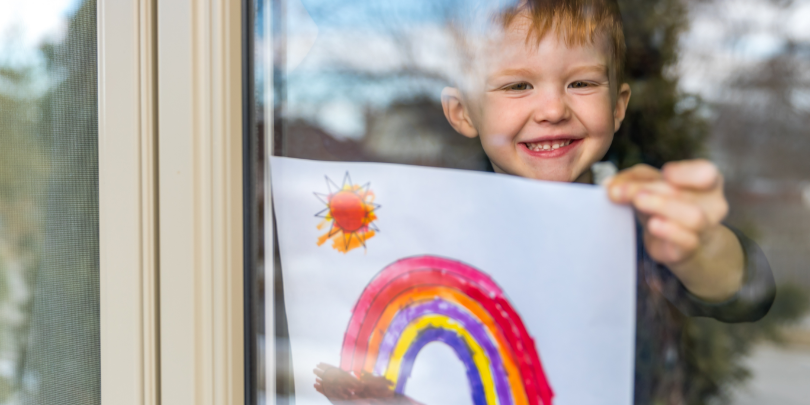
[607,160,745,302]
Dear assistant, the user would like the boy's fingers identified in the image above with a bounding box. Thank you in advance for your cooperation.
[646,217,700,257]
[635,181,678,197]
[662,159,721,191]
[608,164,663,203]
[608,180,649,203]
[610,179,676,204]
[613,163,662,181]
[633,192,708,231]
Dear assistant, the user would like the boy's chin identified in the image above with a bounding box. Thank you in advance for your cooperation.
[491,160,586,182]
[525,163,593,183]
[528,172,577,182]
[525,164,581,182]
[503,166,580,182]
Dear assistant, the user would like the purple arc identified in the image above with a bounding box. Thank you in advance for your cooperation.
[375,298,513,405]
[396,328,488,405]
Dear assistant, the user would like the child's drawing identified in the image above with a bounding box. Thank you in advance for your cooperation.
[315,173,380,253]
[272,157,637,405]
[339,255,554,405]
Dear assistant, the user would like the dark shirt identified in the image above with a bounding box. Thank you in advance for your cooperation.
[633,223,775,404]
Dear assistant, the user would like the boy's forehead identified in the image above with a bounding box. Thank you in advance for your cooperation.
[483,25,610,76]
[451,10,615,94]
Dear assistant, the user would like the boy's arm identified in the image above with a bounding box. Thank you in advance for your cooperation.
[640,222,775,322]
[608,160,746,302]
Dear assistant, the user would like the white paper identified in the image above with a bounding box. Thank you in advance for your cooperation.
[271,157,636,405]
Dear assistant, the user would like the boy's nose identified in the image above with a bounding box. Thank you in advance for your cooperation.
[532,88,569,124]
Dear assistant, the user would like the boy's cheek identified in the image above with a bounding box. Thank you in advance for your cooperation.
[479,136,517,173]
[480,134,514,149]
[478,102,519,132]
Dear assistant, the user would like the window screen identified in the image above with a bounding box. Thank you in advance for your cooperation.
[0,1,99,404]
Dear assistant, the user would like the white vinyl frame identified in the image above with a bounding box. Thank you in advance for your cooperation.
[98,0,160,403]
[99,0,245,403]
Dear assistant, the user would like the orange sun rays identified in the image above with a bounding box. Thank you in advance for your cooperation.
[314,173,380,253]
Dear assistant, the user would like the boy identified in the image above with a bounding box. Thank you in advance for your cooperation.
[313,0,775,403]
[442,0,775,401]
[441,0,767,305]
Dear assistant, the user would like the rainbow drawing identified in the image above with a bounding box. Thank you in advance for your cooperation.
[340,256,554,405]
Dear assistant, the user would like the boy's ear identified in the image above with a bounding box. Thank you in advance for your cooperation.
[441,87,479,139]
[613,83,632,133]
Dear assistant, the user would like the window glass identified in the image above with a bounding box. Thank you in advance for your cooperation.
[0,1,99,404]
[249,0,810,404]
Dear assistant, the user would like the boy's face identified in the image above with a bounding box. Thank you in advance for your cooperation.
[442,22,631,182]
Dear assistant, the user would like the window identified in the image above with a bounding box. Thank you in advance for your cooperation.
[250,1,810,405]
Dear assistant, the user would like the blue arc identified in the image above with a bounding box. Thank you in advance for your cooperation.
[396,328,487,405]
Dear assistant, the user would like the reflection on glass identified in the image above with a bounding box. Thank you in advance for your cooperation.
[314,363,424,405]
[0,1,99,404]
[675,2,810,403]
[255,0,810,404]
[271,0,493,170]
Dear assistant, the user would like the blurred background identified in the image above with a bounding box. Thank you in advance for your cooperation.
[0,0,99,404]
[258,0,810,404]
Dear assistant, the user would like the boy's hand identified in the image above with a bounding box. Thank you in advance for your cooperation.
[607,160,745,301]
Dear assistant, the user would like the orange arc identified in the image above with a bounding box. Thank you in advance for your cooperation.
[361,285,529,405]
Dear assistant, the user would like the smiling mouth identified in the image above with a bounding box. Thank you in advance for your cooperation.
[523,139,576,152]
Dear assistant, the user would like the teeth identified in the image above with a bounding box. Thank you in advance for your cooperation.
[526,139,575,151]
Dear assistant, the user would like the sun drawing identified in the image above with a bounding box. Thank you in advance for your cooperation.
[315,173,380,253]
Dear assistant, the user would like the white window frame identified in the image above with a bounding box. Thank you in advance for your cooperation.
[99,0,245,403]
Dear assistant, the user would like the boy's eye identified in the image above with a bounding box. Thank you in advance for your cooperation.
[505,82,532,91]
[569,81,591,89]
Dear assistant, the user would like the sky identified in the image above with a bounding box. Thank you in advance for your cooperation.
[0,0,81,66]
[676,0,810,101]
[4,0,805,114]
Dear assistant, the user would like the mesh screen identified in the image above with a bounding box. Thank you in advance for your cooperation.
[0,1,99,404]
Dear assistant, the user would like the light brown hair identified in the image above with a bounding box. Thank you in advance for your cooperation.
[500,0,626,90]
